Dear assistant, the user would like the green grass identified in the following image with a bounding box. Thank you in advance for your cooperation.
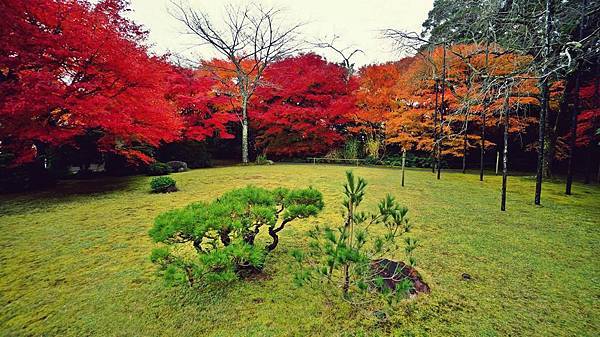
[0,164,598,336]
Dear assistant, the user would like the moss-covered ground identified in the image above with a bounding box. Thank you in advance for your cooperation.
[1,164,598,336]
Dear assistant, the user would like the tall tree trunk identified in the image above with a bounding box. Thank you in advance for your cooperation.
[462,111,469,174]
[565,75,580,194]
[535,0,553,206]
[566,0,587,194]
[597,154,600,183]
[480,43,490,182]
[597,156,600,183]
[480,108,486,181]
[584,145,592,184]
[501,94,510,211]
[401,148,406,186]
[432,78,439,173]
[496,150,500,175]
[536,80,549,205]
[241,95,249,164]
[437,43,447,180]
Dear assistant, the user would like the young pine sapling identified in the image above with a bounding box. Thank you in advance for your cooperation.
[292,171,423,304]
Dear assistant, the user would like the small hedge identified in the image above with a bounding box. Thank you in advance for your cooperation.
[148,162,172,176]
[150,176,177,193]
[166,161,188,172]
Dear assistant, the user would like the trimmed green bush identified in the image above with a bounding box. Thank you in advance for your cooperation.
[149,185,324,286]
[147,162,172,176]
[150,176,177,193]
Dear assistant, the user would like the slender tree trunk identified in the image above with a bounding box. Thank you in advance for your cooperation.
[480,108,486,181]
[566,0,587,194]
[565,77,580,194]
[597,156,600,183]
[536,80,549,205]
[535,0,553,206]
[241,95,249,164]
[342,202,354,296]
[437,43,447,180]
[501,95,510,211]
[584,145,592,184]
[496,150,500,175]
[595,158,600,183]
[432,78,439,173]
[462,112,469,174]
[480,42,490,182]
[401,148,406,186]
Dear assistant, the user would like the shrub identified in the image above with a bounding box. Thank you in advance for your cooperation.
[150,176,177,193]
[364,137,381,159]
[255,154,273,165]
[363,156,381,166]
[149,185,324,286]
[343,139,361,159]
[292,171,424,304]
[147,162,172,176]
[166,161,188,172]
[324,148,343,160]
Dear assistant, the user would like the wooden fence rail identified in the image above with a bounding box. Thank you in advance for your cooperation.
[306,158,366,166]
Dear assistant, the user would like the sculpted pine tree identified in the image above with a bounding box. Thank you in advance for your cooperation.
[150,186,323,286]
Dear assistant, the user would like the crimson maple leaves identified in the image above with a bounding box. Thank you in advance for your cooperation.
[253,54,356,157]
[1,0,597,170]
[1,0,177,163]
[0,0,231,165]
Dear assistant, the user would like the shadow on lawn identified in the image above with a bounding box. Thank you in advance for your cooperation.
[0,176,138,216]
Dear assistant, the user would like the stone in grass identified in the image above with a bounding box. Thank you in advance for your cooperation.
[371,258,430,295]
[166,161,188,172]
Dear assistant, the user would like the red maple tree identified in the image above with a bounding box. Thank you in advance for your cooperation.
[252,53,357,157]
[164,66,236,142]
[0,0,182,164]
[576,78,600,147]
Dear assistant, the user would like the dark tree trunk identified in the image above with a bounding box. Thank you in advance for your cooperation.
[462,110,469,174]
[437,43,447,180]
[266,227,279,252]
[266,219,290,252]
[432,78,439,173]
[584,145,592,184]
[536,80,549,205]
[565,77,580,194]
[535,0,553,206]
[480,43,490,182]
[566,0,587,195]
[480,107,486,181]
[501,95,510,211]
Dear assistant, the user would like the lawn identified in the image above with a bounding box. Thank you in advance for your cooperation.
[0,164,598,337]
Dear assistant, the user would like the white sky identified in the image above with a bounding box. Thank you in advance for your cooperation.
[127,0,434,67]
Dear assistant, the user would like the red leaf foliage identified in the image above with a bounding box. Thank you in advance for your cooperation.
[252,53,357,157]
